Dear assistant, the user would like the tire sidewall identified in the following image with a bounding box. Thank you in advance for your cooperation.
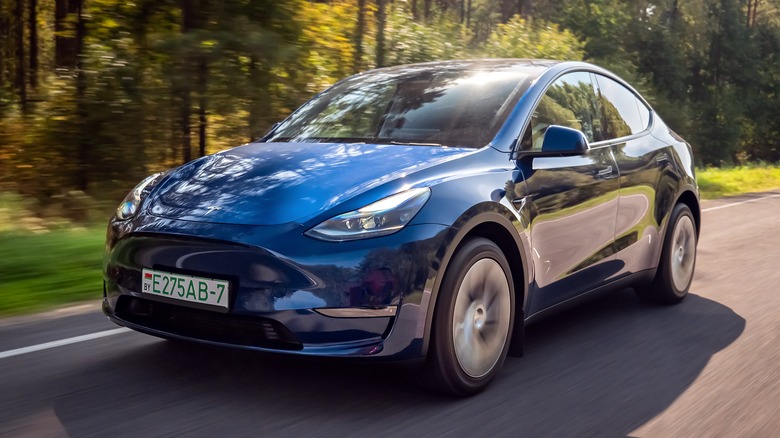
[428,238,515,396]
[660,204,697,299]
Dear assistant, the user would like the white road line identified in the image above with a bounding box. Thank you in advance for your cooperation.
[0,328,132,360]
[702,193,780,213]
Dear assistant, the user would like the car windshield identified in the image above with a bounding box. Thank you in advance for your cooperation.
[264,67,535,148]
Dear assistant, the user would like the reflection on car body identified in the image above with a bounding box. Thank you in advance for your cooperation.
[103,59,700,396]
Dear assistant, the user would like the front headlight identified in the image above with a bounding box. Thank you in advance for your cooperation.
[115,172,165,220]
[305,188,431,242]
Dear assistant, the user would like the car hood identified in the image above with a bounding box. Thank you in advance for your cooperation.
[148,142,473,226]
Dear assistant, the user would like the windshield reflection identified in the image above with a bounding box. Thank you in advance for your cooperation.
[266,65,535,148]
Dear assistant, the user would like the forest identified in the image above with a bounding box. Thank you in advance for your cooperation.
[2,0,780,216]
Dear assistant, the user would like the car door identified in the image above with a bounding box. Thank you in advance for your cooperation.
[516,71,621,315]
[590,73,671,276]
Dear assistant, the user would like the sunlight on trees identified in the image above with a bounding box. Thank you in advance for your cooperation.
[2,0,780,218]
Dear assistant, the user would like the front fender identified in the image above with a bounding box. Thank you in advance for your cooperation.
[418,202,530,355]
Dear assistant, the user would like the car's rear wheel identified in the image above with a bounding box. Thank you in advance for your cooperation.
[425,238,514,396]
[636,203,697,304]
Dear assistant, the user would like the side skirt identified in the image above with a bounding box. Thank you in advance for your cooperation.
[523,269,656,326]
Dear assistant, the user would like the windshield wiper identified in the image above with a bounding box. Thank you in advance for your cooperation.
[387,140,443,147]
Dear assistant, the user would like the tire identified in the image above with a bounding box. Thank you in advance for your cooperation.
[636,203,697,304]
[424,238,514,396]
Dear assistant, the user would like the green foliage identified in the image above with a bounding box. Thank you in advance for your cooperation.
[485,16,584,60]
[382,6,472,65]
[697,165,780,199]
[3,0,780,222]
[294,0,356,94]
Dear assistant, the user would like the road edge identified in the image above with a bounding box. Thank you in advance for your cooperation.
[0,301,102,328]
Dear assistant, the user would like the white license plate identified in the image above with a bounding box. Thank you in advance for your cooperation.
[141,268,229,310]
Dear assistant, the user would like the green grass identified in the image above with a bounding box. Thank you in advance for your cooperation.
[697,165,780,199]
[0,227,105,316]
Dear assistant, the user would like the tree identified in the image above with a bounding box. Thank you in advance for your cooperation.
[4,0,780,213]
[14,0,26,109]
[74,0,88,190]
[55,0,79,68]
[376,0,387,67]
[485,15,584,60]
[28,0,37,90]
[354,0,367,72]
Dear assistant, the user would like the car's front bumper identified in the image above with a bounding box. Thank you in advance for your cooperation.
[103,216,449,359]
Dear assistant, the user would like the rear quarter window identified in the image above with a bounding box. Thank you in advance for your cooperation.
[593,75,648,141]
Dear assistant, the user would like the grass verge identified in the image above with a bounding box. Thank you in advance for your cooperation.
[697,165,780,199]
[0,227,105,316]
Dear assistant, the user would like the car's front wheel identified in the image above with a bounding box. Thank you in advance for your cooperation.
[425,238,514,396]
[636,203,697,304]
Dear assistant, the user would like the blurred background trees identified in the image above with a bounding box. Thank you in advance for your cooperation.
[2,0,780,218]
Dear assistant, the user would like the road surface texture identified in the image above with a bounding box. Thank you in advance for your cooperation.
[1,192,778,437]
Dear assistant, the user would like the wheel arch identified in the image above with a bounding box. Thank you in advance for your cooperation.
[420,205,529,355]
[466,221,527,315]
[676,189,701,238]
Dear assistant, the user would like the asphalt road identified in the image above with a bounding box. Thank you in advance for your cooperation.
[2,192,779,437]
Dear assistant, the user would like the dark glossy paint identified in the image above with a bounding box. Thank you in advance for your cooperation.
[518,147,621,314]
[151,142,474,225]
[103,59,699,360]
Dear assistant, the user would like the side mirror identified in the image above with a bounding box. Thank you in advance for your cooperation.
[540,125,589,155]
[515,125,590,159]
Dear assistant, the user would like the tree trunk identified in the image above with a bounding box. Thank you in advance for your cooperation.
[247,55,261,141]
[0,15,6,100]
[29,0,38,89]
[15,0,27,109]
[55,0,79,68]
[519,0,532,17]
[354,0,366,73]
[170,116,179,164]
[752,2,759,26]
[179,0,194,163]
[55,0,67,66]
[411,0,418,21]
[376,0,387,68]
[424,0,431,22]
[180,92,192,163]
[746,0,761,27]
[197,56,207,158]
[74,0,89,190]
[668,0,679,26]
[248,56,255,141]
[500,0,517,22]
[196,0,209,158]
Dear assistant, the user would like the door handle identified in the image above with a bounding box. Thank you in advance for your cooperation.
[596,166,613,178]
[656,153,669,164]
